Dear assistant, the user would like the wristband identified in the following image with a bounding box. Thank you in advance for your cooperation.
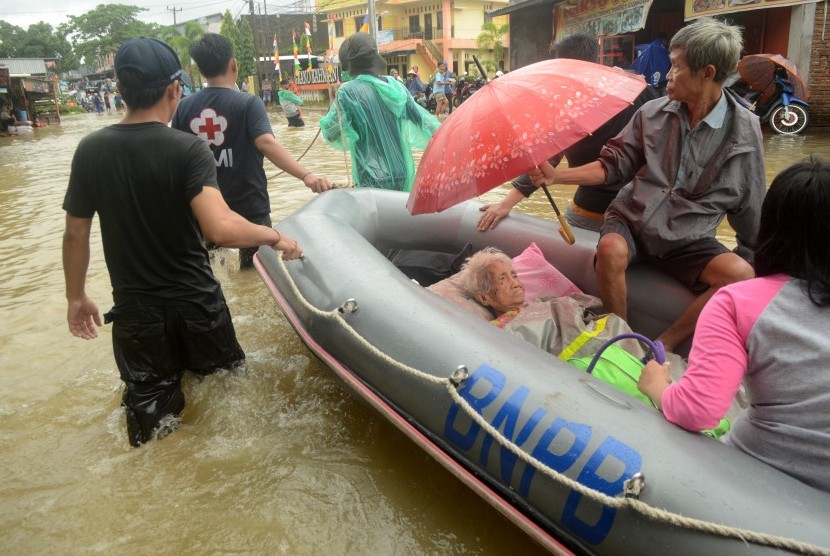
[274,229,282,244]
[301,172,312,182]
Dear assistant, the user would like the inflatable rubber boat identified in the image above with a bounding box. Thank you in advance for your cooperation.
[255,188,830,555]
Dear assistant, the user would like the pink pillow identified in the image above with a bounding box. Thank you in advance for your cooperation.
[512,242,582,301]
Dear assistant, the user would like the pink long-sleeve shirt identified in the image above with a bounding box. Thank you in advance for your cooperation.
[662,274,830,492]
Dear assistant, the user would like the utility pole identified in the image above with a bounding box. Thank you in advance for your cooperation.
[167,6,182,26]
[367,0,378,39]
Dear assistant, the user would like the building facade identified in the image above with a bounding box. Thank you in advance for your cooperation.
[495,0,829,126]
[320,0,510,79]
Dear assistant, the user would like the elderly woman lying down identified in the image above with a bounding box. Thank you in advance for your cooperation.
[457,246,645,361]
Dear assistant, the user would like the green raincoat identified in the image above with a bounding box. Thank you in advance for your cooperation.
[321,74,439,191]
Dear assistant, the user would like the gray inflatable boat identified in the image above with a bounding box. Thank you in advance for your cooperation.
[255,188,830,555]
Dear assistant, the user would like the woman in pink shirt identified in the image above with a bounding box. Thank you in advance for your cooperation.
[638,157,830,492]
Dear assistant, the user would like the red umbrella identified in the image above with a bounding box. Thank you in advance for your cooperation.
[406,59,647,218]
[737,53,808,102]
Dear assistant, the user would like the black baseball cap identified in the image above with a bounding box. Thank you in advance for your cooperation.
[115,37,193,89]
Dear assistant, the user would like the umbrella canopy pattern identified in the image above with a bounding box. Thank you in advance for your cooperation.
[737,53,809,102]
[407,59,647,215]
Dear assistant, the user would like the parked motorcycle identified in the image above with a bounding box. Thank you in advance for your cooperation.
[727,73,809,135]
[415,83,437,115]
[453,75,485,108]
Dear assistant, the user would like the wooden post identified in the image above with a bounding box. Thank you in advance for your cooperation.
[51,75,61,124]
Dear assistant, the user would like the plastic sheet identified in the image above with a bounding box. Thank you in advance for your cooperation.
[321,75,439,191]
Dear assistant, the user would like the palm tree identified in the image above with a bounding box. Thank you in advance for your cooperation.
[476,22,509,75]
[159,21,203,89]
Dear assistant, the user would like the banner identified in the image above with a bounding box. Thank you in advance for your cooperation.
[685,0,820,19]
[304,22,313,64]
[273,34,281,73]
[554,0,653,40]
[292,29,301,76]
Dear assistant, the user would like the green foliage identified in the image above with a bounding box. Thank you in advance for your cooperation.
[236,18,256,80]
[0,21,25,57]
[67,4,159,64]
[220,10,240,54]
[0,21,78,70]
[218,11,255,81]
[476,22,509,75]
[158,21,204,88]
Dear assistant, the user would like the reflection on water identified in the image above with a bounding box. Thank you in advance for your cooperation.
[1,109,829,554]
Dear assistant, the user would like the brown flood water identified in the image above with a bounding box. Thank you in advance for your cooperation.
[1,109,829,554]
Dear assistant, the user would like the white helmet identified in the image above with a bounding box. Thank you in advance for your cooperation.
[495,70,504,77]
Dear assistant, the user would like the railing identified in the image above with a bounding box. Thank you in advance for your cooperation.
[423,39,443,63]
[389,26,445,41]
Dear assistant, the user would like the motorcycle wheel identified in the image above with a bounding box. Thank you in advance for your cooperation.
[769,105,808,135]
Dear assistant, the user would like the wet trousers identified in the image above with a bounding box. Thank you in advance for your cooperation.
[106,300,245,446]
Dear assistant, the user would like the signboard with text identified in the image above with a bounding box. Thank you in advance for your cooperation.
[685,0,819,19]
[555,0,654,41]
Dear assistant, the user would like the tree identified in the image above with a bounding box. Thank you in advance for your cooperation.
[67,4,159,64]
[220,10,239,55]
[476,22,509,75]
[235,18,256,80]
[0,21,25,58]
[20,23,78,70]
[0,21,78,71]
[159,21,203,88]
[219,11,255,81]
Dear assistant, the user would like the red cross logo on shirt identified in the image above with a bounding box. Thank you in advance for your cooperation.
[198,117,222,141]
[190,108,227,147]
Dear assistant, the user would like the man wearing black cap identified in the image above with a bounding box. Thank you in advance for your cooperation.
[319,32,439,191]
[62,37,303,447]
[173,33,330,268]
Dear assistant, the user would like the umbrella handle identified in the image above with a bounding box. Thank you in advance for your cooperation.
[557,213,576,245]
[541,185,576,245]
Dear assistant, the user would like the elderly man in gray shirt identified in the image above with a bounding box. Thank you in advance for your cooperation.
[531,17,765,353]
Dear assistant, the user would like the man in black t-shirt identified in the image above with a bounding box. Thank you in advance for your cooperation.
[173,33,331,269]
[62,37,303,447]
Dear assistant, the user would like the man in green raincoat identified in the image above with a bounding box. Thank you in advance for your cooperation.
[321,33,439,192]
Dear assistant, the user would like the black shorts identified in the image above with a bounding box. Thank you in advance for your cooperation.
[287,114,305,127]
[599,216,730,293]
[107,301,245,445]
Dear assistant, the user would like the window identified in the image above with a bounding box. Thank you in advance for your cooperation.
[437,11,443,30]
[354,15,364,31]
[334,19,344,37]
[409,15,421,36]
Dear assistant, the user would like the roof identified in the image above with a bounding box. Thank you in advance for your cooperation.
[0,58,49,76]
[490,0,558,17]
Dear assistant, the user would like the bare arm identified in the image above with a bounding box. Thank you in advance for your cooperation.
[530,160,607,187]
[637,360,672,410]
[477,188,526,231]
[63,214,102,339]
[253,133,331,193]
[190,186,302,260]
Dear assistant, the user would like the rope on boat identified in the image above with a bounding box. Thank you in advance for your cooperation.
[271,253,830,556]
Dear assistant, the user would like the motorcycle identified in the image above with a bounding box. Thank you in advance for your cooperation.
[453,75,485,108]
[415,83,437,115]
[727,73,809,135]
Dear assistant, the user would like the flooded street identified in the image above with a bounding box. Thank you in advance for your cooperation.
[1,108,829,554]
